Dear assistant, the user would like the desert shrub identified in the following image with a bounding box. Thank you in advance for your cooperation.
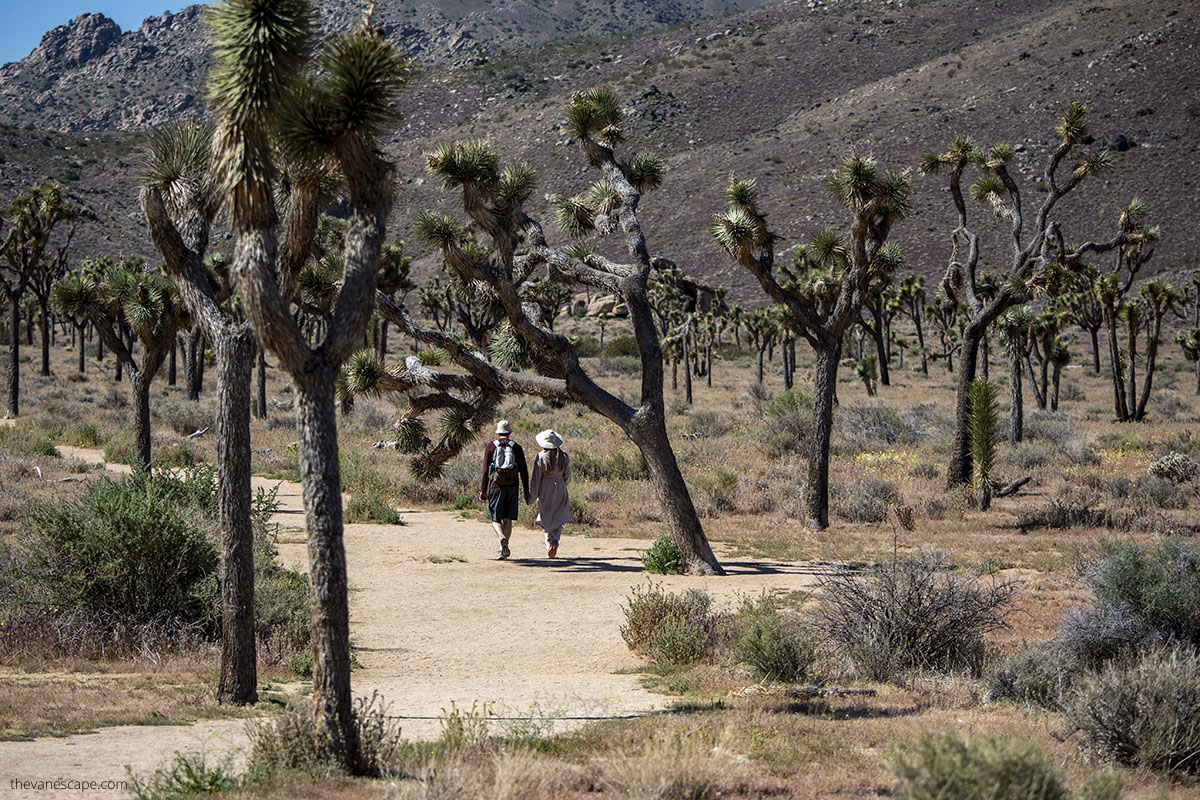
[1023,411,1074,442]
[1004,441,1052,470]
[835,477,898,524]
[129,752,239,799]
[986,644,1076,710]
[151,442,196,469]
[344,490,401,525]
[759,388,814,459]
[1015,488,1133,532]
[155,399,213,436]
[1148,451,1200,484]
[103,427,137,464]
[729,593,817,682]
[1071,538,1200,653]
[603,739,724,800]
[1079,472,1131,500]
[247,692,403,779]
[908,461,939,480]
[692,468,738,515]
[1054,605,1160,671]
[62,422,100,447]
[685,410,731,438]
[568,495,596,526]
[836,401,919,450]
[416,347,446,366]
[642,534,683,575]
[601,335,639,357]
[817,551,1014,682]
[620,583,717,662]
[651,619,708,668]
[1130,474,1188,509]
[1066,646,1200,774]
[595,355,640,374]
[351,399,396,432]
[568,333,601,357]
[895,732,1101,800]
[0,425,60,458]
[15,468,219,624]
[571,450,648,482]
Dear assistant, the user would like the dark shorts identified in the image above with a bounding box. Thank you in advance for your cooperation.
[488,486,519,522]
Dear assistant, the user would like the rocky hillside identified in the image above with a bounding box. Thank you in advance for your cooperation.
[0,0,1196,300]
[0,0,774,131]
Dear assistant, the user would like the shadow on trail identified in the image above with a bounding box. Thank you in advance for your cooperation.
[506,557,845,577]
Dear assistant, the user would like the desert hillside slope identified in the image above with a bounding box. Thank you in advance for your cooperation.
[0,0,1195,297]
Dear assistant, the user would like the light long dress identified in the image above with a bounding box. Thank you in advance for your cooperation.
[529,449,573,542]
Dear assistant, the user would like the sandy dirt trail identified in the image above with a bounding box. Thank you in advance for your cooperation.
[2,446,821,798]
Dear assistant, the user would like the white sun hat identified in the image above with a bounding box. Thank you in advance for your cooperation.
[535,429,563,450]
[495,420,513,434]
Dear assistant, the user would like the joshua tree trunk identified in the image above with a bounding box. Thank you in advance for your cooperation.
[215,330,257,705]
[806,343,839,529]
[1105,309,1129,420]
[947,326,982,488]
[132,369,153,469]
[1089,327,1101,374]
[38,300,51,376]
[77,322,85,374]
[1051,363,1062,412]
[1007,333,1023,445]
[256,346,267,420]
[6,295,19,417]
[295,366,356,760]
[168,341,177,386]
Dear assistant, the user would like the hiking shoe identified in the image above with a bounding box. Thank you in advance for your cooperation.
[496,538,511,560]
[547,541,558,558]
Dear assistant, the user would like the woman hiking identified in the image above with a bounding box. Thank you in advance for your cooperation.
[529,429,573,558]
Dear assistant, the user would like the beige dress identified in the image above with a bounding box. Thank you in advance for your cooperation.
[529,450,573,543]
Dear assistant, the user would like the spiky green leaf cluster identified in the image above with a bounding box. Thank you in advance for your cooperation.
[51,273,98,319]
[437,404,477,451]
[566,87,623,144]
[626,151,665,193]
[585,179,621,215]
[298,255,342,309]
[1176,328,1200,362]
[724,177,759,209]
[808,227,848,269]
[1056,102,1089,145]
[395,415,429,453]
[555,196,596,239]
[825,156,879,211]
[488,327,532,371]
[709,207,760,257]
[1073,150,1114,181]
[413,211,460,248]
[497,162,538,206]
[427,140,500,189]
[986,143,1015,168]
[143,123,214,213]
[317,30,409,141]
[342,348,387,397]
[871,242,905,276]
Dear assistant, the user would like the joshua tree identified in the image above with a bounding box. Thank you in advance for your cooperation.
[1057,268,1105,374]
[53,258,188,468]
[896,274,928,374]
[349,89,723,575]
[711,157,910,529]
[1,184,77,415]
[996,305,1032,444]
[1097,274,1179,422]
[921,104,1135,488]
[205,0,410,767]
[140,120,260,705]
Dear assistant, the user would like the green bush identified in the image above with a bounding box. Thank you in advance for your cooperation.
[155,399,212,437]
[129,752,239,799]
[621,583,717,663]
[103,427,137,464]
[761,388,814,459]
[64,422,100,447]
[1057,538,1200,664]
[731,594,817,682]
[642,534,682,575]
[765,388,813,417]
[0,425,60,458]
[17,468,219,624]
[569,333,601,357]
[247,693,403,779]
[986,645,1075,710]
[1066,646,1200,774]
[895,732,1117,800]
[692,468,738,514]
[151,442,196,469]
[571,450,648,482]
[601,335,639,357]
[344,490,402,525]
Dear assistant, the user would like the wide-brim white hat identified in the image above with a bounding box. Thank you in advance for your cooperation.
[495,419,513,434]
[536,429,563,450]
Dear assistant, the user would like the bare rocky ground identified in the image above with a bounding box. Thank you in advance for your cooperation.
[0,444,820,799]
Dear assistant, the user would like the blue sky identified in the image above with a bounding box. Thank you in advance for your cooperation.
[2,1,191,66]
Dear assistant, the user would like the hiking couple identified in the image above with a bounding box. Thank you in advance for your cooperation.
[479,420,572,560]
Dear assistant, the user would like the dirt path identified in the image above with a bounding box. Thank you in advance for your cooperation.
[3,446,821,798]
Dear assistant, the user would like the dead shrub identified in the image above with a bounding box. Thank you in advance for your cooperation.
[835,477,899,524]
[817,550,1015,682]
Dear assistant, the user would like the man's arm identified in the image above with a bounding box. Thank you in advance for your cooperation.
[480,441,494,499]
[517,444,530,499]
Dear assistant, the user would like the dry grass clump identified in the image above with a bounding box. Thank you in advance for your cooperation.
[602,736,728,800]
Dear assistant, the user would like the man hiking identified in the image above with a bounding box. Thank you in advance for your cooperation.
[479,420,530,559]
